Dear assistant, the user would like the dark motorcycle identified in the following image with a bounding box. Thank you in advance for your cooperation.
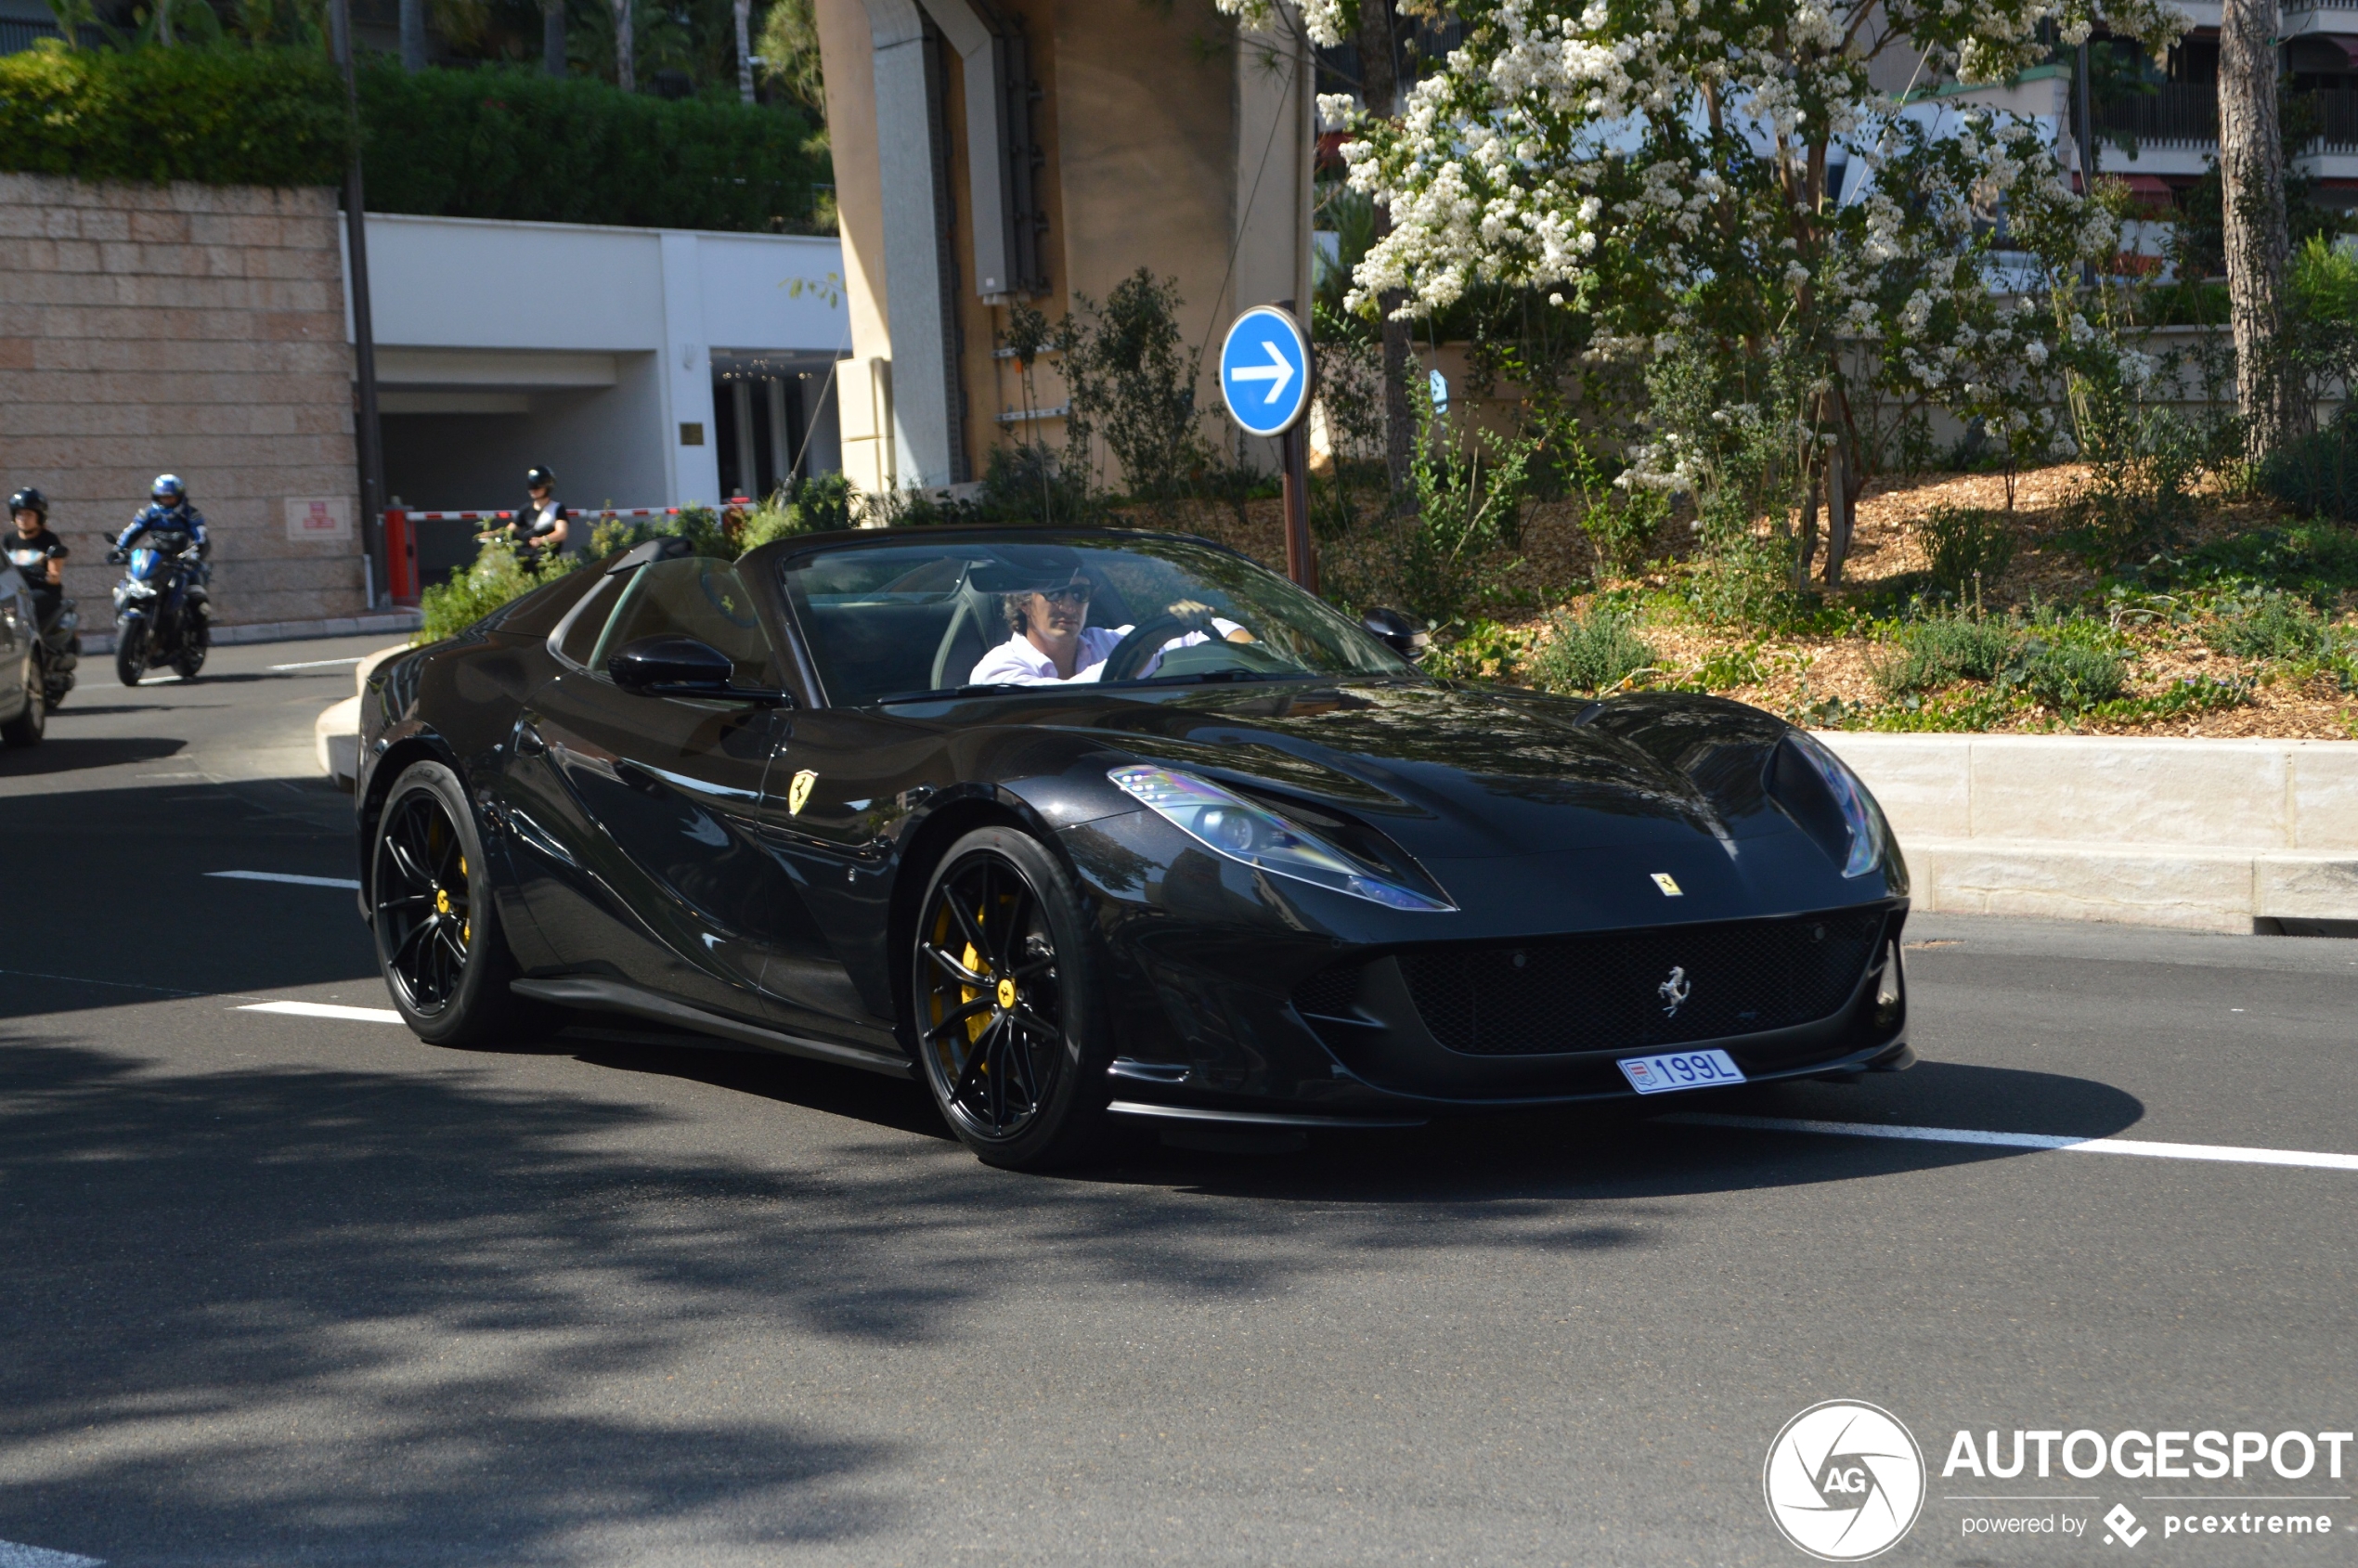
[107,529,210,685]
[4,541,77,711]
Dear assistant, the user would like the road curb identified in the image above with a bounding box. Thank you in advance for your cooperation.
[82,609,421,655]
[1820,732,2358,933]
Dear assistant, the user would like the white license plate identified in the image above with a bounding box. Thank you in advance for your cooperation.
[1617,1049,1746,1095]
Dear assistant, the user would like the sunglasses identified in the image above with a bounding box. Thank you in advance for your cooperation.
[1032,587,1092,607]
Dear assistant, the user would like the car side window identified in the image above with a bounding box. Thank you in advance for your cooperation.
[551,573,628,668]
[589,558,782,687]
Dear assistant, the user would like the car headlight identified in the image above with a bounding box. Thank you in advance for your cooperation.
[1108,765,1454,912]
[1780,732,1890,878]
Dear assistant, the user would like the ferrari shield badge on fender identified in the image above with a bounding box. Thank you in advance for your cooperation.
[1651,872,1683,896]
[787,769,818,816]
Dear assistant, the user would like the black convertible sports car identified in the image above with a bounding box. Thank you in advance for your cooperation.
[356,525,1911,1168]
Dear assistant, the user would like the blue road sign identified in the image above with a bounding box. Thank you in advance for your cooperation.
[1219,305,1312,438]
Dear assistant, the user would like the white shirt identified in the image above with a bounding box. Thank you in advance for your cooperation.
[967,621,1238,687]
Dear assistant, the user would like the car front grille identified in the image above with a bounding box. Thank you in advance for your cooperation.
[1296,908,1889,1057]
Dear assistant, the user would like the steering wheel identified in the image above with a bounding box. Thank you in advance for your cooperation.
[1097,614,1198,683]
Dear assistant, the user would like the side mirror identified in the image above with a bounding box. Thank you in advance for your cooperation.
[1361,606,1431,662]
[609,635,795,706]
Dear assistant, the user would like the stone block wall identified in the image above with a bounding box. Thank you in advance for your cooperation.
[0,173,361,628]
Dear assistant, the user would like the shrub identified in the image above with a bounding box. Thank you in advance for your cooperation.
[1872,610,2021,696]
[0,47,827,234]
[2205,590,2337,661]
[2164,520,2358,597]
[1528,606,1658,694]
[357,62,827,233]
[2257,420,2358,523]
[736,473,856,548]
[588,504,732,560]
[416,537,575,644]
[2017,639,2129,711]
[1919,505,2017,599]
[0,43,348,187]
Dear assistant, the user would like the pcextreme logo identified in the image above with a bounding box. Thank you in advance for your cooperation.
[1765,1400,1928,1561]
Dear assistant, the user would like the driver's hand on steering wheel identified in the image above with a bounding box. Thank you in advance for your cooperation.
[1164,598,1217,628]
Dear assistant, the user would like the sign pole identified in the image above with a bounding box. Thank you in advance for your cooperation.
[1218,300,1317,592]
[331,0,387,609]
[1276,299,1315,592]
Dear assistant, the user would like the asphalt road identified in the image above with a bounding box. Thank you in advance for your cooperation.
[1,636,2353,1568]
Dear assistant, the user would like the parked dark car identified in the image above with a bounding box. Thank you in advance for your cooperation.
[356,527,1911,1169]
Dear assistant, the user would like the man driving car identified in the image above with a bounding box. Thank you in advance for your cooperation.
[967,570,1251,685]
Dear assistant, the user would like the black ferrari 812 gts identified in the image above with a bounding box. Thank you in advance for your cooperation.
[356,526,1911,1168]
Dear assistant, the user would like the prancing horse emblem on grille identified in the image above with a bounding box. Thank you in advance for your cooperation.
[1657,965,1691,1017]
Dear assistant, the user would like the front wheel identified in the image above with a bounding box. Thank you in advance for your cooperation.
[911,826,1112,1170]
[115,621,148,686]
[1,660,44,747]
[371,760,544,1046]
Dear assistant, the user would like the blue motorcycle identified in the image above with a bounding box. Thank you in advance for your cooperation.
[107,527,210,684]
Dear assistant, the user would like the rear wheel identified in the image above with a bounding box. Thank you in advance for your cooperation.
[371,760,543,1046]
[115,622,147,686]
[1,659,44,747]
[911,827,1111,1170]
[172,616,208,679]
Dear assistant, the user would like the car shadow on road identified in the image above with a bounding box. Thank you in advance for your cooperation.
[0,1038,910,1566]
[0,1029,2144,1564]
[0,734,185,775]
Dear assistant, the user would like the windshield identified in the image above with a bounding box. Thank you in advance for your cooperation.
[778,533,1416,707]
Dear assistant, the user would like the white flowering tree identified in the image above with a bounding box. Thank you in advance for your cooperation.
[1223,0,2184,581]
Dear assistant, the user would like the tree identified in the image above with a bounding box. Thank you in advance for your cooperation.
[543,0,564,76]
[2219,0,2302,458]
[1285,0,2183,581]
[613,0,634,91]
[756,0,823,120]
[400,0,424,69]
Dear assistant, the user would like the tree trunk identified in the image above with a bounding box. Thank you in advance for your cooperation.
[734,0,754,103]
[543,0,565,76]
[1793,465,1820,591]
[1354,0,1418,506]
[1820,440,1855,586]
[2220,0,2303,457]
[399,0,425,70]
[612,0,634,92]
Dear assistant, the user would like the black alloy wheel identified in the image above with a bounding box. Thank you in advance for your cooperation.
[912,827,1110,1169]
[115,623,147,686]
[371,760,544,1045]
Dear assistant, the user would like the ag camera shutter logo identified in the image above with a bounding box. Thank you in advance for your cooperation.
[1764,1400,1926,1561]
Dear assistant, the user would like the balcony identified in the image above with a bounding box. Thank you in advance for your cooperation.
[2085,82,2358,156]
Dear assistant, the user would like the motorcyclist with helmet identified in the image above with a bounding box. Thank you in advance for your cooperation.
[482,465,567,565]
[8,487,67,619]
[114,473,210,563]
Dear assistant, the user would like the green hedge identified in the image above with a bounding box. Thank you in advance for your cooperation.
[0,44,349,187]
[358,62,824,232]
[0,45,827,234]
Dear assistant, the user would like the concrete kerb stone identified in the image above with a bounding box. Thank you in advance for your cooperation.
[1819,732,2358,931]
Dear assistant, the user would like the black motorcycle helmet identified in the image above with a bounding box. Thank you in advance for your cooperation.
[8,486,46,520]
[526,466,555,490]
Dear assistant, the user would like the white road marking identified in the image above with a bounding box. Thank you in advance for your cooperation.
[268,655,367,670]
[207,870,362,890]
[1662,1112,2358,1173]
[0,1540,103,1567]
[238,1001,403,1024]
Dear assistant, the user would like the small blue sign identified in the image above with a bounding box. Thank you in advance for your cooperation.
[1219,305,1313,438]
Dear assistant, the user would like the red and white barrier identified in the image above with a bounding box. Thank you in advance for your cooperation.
[382,499,753,603]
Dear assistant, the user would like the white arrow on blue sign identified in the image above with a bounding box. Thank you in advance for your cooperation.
[1218,305,1313,438]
